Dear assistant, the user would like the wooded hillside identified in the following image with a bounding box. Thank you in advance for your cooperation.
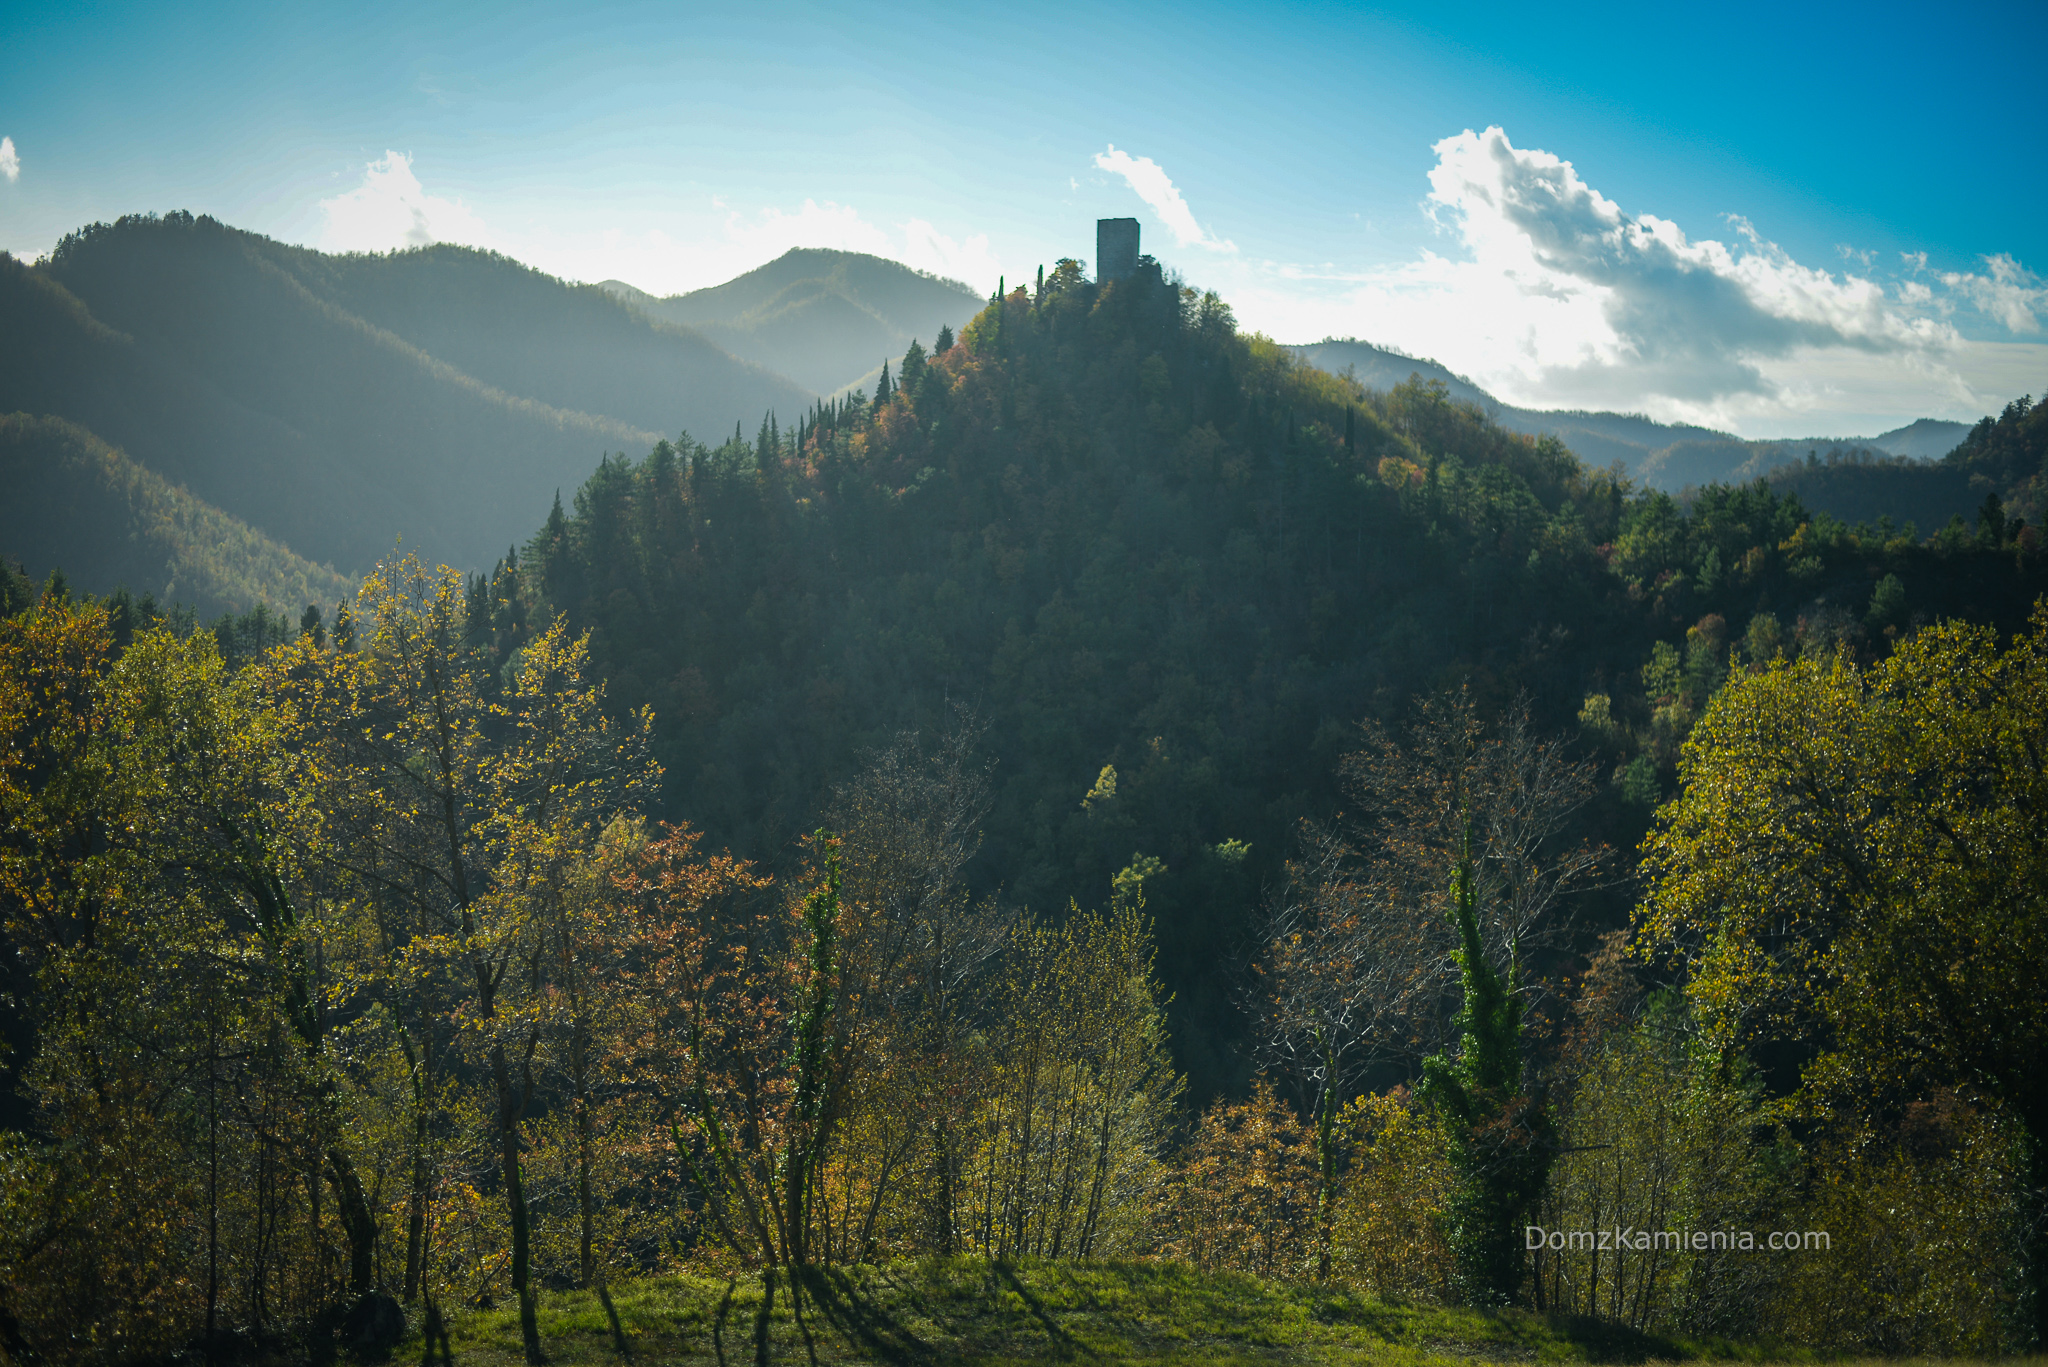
[494,263,2048,1098]
[0,413,354,618]
[0,215,809,573]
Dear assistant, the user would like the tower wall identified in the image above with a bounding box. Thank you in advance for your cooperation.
[1096,217,1141,282]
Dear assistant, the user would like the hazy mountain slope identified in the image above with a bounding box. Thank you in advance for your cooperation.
[1290,339,1731,472]
[0,412,355,617]
[1287,336,1998,532]
[1762,452,1979,530]
[8,214,659,571]
[1869,417,1973,458]
[603,248,983,393]
[262,242,808,439]
[1288,338,1494,407]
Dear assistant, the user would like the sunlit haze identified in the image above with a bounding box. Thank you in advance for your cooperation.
[5,0,2043,436]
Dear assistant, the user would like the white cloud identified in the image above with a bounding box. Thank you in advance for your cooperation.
[1414,127,1949,404]
[0,137,18,184]
[1940,253,2046,334]
[1092,145,1236,253]
[1213,126,2048,434]
[318,151,491,253]
[899,217,1002,289]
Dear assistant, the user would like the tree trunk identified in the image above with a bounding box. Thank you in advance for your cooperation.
[574,1023,595,1288]
[328,1145,378,1297]
[1313,1036,1338,1282]
[405,1126,428,1301]
[400,1022,432,1301]
[493,1040,543,1363]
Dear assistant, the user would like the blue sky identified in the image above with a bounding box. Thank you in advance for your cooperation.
[4,0,2044,436]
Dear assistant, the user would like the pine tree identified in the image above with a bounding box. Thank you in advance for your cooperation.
[900,338,927,396]
[876,361,893,405]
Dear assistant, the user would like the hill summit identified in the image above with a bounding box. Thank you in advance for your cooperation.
[602,247,984,394]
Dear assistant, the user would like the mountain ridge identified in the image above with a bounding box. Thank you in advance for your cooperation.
[1290,336,1974,479]
[0,214,821,574]
[601,247,984,394]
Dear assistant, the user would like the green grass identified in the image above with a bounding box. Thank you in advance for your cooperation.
[412,1257,1862,1365]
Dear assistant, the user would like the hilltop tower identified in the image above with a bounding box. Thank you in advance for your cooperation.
[1097,218,1140,283]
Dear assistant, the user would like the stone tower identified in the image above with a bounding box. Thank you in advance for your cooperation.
[1097,218,1140,283]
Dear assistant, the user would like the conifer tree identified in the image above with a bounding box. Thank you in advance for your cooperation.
[1419,818,1553,1305]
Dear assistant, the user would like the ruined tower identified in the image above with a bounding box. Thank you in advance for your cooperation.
[1096,217,1140,283]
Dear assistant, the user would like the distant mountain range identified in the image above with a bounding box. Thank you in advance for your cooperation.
[0,214,823,577]
[1290,338,1974,487]
[0,214,2016,616]
[601,249,985,395]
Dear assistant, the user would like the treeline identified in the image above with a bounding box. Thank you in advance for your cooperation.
[1,567,2039,1361]
[0,565,1188,1362]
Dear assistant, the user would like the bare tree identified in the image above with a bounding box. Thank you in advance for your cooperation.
[1250,687,1607,1277]
[821,709,1011,1255]
[1337,687,1607,1022]
[1250,819,1440,1277]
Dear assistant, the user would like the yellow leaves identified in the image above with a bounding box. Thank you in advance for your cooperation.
[1330,1086,1454,1299]
[1637,599,2048,1128]
[1162,1078,1315,1277]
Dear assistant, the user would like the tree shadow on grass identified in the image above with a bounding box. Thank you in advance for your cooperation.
[676,1260,1743,1366]
[1538,1313,1748,1365]
[796,1265,938,1365]
[792,1258,1107,1365]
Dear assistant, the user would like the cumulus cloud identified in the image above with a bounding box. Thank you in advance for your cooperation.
[1414,127,1952,406]
[1207,126,2048,432]
[1940,253,2046,334]
[318,151,490,253]
[0,137,18,184]
[1093,145,1236,253]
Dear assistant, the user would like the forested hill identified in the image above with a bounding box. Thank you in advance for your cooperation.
[0,213,806,572]
[1763,392,2048,533]
[1292,336,1978,505]
[482,260,2048,1095]
[602,248,984,394]
[0,413,354,618]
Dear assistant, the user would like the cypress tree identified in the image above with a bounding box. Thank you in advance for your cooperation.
[1419,818,1555,1306]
